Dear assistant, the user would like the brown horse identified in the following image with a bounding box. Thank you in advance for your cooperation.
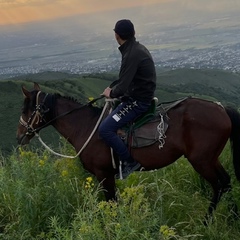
[16,83,240,221]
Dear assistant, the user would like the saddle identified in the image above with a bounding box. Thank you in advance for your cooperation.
[117,97,189,149]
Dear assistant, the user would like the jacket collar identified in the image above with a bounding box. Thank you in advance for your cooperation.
[118,37,136,53]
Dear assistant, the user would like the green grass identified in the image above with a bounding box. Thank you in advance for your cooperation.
[0,142,239,239]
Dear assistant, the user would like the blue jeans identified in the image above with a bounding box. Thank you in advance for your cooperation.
[99,99,151,161]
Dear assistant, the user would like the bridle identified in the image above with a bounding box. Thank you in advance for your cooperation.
[19,91,50,136]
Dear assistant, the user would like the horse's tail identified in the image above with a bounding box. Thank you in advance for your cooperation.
[225,106,240,181]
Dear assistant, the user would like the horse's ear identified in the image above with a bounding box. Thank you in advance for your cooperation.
[21,86,31,98]
[34,82,40,91]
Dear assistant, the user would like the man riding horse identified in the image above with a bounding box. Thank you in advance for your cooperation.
[99,19,156,179]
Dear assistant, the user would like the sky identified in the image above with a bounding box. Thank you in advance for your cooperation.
[0,0,240,27]
[1,0,240,26]
[0,0,166,25]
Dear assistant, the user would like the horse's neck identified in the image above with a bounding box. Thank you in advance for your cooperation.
[52,98,100,148]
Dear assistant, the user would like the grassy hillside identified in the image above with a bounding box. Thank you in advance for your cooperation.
[1,142,240,239]
[1,68,240,154]
[157,68,240,106]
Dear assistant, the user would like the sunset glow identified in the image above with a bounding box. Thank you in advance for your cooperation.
[0,0,166,25]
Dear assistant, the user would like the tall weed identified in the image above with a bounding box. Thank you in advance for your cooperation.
[0,143,239,239]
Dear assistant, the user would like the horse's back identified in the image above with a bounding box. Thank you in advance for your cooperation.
[171,98,231,130]
[167,98,231,159]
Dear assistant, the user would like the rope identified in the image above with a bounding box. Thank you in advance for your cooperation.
[157,114,166,149]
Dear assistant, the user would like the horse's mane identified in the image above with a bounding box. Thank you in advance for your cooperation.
[54,93,79,103]
[54,93,103,116]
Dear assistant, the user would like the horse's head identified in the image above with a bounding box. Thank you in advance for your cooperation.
[16,82,51,145]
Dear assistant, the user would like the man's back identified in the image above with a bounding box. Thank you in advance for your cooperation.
[119,38,156,102]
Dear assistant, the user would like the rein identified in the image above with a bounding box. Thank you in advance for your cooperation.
[36,99,110,158]
[19,93,107,158]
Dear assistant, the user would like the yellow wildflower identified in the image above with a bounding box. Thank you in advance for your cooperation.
[85,176,94,189]
[61,170,68,177]
[160,225,176,239]
[39,160,45,167]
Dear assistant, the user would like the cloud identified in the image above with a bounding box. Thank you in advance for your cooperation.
[0,0,163,8]
[0,0,239,26]
[0,0,61,8]
[0,0,166,25]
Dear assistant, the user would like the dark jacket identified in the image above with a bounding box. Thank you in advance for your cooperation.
[110,37,156,102]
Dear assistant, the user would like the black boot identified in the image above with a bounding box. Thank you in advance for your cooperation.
[115,157,141,179]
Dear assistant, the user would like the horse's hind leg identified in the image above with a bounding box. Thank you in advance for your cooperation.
[216,163,238,218]
[210,161,232,213]
[190,159,229,223]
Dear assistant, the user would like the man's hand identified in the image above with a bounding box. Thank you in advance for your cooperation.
[102,87,112,98]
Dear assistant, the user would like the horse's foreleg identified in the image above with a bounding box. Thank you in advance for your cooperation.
[103,177,117,201]
[96,172,117,201]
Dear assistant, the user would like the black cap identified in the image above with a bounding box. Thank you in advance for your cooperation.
[114,19,135,39]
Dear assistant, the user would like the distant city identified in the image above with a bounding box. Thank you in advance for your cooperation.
[0,44,240,77]
[153,43,240,72]
[1,42,239,78]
